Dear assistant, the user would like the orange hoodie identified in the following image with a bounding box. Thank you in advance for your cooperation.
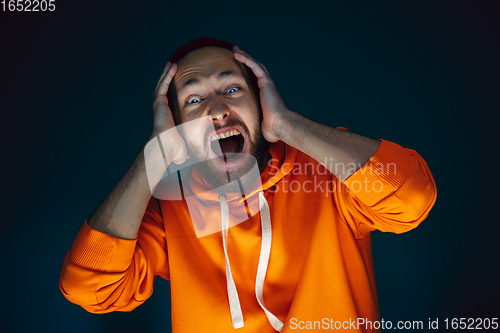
[59,138,436,332]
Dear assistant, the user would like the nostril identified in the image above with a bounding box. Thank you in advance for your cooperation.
[212,112,229,121]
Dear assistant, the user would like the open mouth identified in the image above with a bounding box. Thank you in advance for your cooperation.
[210,129,245,161]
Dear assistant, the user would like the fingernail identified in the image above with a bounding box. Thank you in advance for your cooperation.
[234,46,244,54]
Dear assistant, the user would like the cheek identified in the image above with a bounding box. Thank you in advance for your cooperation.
[179,105,208,123]
[183,127,205,150]
[179,115,214,153]
[241,111,261,131]
[233,96,260,125]
[184,136,207,161]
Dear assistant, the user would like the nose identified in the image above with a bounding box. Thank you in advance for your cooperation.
[209,97,230,123]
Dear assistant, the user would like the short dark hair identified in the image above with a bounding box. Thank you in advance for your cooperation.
[166,37,260,123]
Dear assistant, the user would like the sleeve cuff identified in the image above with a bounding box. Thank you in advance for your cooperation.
[67,221,137,273]
[343,139,415,206]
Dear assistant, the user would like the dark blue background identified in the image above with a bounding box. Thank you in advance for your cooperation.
[1,0,499,332]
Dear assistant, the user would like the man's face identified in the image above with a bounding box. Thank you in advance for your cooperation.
[173,47,267,189]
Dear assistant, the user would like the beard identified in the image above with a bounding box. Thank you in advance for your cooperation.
[186,118,269,192]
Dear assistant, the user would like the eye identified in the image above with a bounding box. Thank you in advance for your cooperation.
[186,96,203,105]
[224,86,240,95]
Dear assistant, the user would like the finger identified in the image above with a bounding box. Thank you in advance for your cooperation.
[260,63,270,76]
[154,62,172,96]
[239,48,270,76]
[156,63,178,98]
[233,46,269,80]
[153,62,171,100]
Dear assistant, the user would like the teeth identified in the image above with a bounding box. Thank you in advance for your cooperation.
[211,129,241,141]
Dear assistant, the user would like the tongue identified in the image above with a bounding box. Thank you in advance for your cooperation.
[219,137,239,154]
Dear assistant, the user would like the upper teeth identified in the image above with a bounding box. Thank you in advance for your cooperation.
[211,129,241,141]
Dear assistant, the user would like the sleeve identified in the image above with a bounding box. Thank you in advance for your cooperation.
[59,197,169,313]
[333,139,437,239]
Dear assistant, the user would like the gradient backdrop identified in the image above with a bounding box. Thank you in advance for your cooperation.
[1,0,499,332]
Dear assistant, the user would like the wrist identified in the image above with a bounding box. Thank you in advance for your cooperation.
[149,126,170,141]
[274,110,300,143]
[148,128,180,162]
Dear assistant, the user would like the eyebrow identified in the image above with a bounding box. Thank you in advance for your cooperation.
[178,70,243,93]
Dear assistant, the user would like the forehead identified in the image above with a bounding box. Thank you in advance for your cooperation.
[174,47,247,90]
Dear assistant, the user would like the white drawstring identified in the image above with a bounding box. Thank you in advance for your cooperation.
[218,191,284,331]
[256,192,284,332]
[219,193,245,329]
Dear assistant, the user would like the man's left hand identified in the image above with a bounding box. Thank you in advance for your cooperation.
[233,46,289,143]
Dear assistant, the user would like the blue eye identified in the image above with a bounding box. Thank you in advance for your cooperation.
[186,96,202,104]
[225,87,240,94]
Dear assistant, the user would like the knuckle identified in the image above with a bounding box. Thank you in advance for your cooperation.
[261,77,274,85]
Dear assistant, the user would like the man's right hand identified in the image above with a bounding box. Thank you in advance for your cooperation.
[151,62,188,165]
[83,62,190,240]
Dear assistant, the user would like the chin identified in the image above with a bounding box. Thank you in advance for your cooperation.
[191,153,257,191]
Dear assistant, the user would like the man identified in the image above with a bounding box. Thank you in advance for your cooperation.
[59,37,437,332]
